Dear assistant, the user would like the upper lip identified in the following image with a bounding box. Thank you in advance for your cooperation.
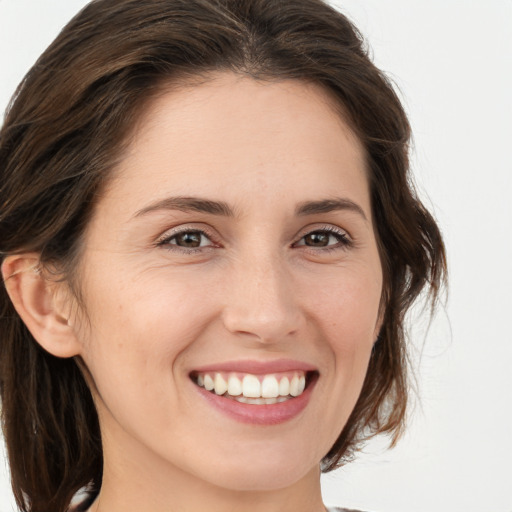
[191,359,318,375]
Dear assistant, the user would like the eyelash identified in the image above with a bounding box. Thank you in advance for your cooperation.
[156,226,353,254]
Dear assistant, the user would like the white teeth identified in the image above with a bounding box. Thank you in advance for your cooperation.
[227,375,242,396]
[278,377,290,396]
[298,375,306,394]
[261,375,279,398]
[289,374,306,396]
[194,371,309,401]
[214,373,228,395]
[233,395,291,404]
[204,374,214,391]
[242,374,261,398]
[290,375,300,396]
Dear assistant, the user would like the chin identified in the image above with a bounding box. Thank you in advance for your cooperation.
[208,466,314,492]
[193,442,322,492]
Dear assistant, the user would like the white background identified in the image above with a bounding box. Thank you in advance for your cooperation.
[0,1,511,511]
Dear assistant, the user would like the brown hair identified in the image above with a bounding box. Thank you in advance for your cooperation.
[0,1,446,511]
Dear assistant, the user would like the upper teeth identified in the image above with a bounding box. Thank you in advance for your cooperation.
[195,372,306,398]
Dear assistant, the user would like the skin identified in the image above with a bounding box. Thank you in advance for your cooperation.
[3,73,383,512]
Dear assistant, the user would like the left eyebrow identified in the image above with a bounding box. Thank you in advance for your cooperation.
[295,197,368,221]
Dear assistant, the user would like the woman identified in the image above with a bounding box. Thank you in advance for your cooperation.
[0,1,446,511]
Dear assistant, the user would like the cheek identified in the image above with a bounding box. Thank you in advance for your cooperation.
[312,279,380,437]
[307,267,382,339]
[76,267,217,382]
[303,266,381,397]
[73,277,205,439]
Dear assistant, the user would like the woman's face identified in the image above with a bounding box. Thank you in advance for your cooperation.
[73,73,383,492]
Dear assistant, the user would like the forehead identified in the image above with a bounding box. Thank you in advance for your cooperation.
[138,73,361,150]
[98,73,369,218]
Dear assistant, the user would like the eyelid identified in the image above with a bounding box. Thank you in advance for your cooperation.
[294,223,351,239]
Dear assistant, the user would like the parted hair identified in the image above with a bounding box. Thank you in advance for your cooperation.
[0,1,446,511]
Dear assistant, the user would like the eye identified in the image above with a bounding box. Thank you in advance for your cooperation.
[157,229,214,250]
[294,228,351,250]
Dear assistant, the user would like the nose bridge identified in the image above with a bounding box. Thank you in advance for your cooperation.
[222,247,302,342]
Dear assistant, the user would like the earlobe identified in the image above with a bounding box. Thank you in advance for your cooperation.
[1,254,82,358]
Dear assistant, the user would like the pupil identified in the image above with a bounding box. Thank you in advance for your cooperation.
[177,232,201,247]
[305,232,329,247]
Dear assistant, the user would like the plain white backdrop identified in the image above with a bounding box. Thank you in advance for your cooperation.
[0,1,511,511]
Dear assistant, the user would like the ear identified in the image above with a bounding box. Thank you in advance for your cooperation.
[1,253,82,358]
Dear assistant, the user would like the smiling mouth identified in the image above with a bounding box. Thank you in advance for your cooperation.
[190,370,317,405]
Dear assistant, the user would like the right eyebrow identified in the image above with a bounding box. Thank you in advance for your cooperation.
[133,196,235,218]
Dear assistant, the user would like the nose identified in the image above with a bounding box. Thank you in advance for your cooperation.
[221,253,304,344]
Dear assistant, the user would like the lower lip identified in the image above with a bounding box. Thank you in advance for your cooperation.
[193,375,317,425]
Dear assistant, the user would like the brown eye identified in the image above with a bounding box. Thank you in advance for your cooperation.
[161,230,212,249]
[303,232,331,247]
[294,229,351,250]
[174,232,203,247]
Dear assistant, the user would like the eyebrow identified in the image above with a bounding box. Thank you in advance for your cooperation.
[133,195,367,221]
[134,196,235,218]
[295,198,367,221]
